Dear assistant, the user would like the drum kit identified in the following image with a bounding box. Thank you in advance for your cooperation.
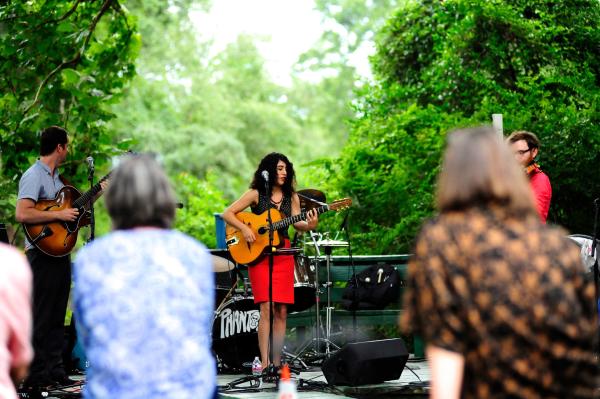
[210,189,350,371]
[567,234,598,273]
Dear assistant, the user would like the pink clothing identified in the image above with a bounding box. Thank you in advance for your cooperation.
[0,244,33,399]
[529,168,552,223]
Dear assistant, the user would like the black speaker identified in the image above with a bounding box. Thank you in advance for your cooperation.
[322,338,409,386]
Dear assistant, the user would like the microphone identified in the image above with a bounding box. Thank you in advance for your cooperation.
[86,156,94,169]
[261,170,269,181]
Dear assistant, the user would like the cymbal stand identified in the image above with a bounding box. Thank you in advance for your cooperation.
[289,232,339,364]
[322,244,340,355]
[310,231,323,354]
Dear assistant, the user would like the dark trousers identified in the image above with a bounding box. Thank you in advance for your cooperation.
[26,248,71,385]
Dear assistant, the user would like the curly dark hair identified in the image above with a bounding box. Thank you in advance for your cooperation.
[250,152,296,197]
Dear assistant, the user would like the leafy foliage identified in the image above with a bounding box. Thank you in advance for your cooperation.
[172,172,228,249]
[293,0,402,158]
[107,3,384,207]
[107,13,310,199]
[335,0,600,253]
[0,0,140,227]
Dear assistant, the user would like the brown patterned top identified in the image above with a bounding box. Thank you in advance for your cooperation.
[401,206,598,398]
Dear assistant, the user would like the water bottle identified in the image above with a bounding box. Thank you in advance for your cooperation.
[251,356,263,378]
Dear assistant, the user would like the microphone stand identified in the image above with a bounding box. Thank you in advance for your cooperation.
[592,199,599,346]
[265,178,278,380]
[87,158,95,243]
[68,157,95,374]
[222,179,277,392]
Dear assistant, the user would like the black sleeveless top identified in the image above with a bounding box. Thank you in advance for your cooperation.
[251,192,292,239]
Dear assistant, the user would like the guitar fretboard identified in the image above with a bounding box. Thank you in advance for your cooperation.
[73,172,112,208]
[271,205,329,230]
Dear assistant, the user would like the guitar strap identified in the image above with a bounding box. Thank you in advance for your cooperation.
[59,174,73,187]
[525,162,542,178]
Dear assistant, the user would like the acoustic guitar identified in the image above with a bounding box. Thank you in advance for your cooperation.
[23,172,111,257]
[225,198,352,264]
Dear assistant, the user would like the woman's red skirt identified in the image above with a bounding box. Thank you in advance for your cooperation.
[248,239,294,304]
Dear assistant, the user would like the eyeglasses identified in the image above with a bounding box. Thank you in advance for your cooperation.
[514,148,531,156]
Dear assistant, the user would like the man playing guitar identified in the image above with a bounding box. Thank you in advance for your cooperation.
[15,126,106,390]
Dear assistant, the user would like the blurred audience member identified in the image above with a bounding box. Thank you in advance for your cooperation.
[0,244,33,399]
[507,130,552,222]
[74,155,216,399]
[402,126,597,399]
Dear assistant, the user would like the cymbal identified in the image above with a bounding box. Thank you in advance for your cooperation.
[212,255,235,273]
[298,189,326,210]
[315,239,349,247]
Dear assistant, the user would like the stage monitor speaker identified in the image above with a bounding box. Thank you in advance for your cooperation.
[322,338,409,386]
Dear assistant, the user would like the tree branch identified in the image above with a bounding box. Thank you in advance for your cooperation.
[111,0,131,30]
[82,0,113,51]
[20,0,114,121]
[33,0,84,30]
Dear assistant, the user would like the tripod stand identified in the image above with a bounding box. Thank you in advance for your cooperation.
[291,236,346,363]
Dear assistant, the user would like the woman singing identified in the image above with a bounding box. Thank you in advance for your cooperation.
[222,152,318,372]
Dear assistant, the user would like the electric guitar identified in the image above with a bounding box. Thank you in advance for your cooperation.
[225,198,352,264]
[23,172,111,257]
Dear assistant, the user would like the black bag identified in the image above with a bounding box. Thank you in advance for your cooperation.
[341,264,401,310]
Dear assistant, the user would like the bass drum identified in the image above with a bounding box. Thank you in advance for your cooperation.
[212,295,260,370]
[288,255,316,313]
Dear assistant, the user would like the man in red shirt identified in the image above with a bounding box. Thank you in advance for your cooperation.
[507,131,552,223]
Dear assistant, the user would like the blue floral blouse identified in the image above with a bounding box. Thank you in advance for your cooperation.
[74,229,216,399]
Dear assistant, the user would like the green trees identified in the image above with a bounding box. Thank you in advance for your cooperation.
[5,1,597,254]
[336,0,600,253]
[0,0,139,224]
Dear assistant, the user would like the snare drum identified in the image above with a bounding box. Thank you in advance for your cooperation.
[289,255,316,313]
[212,295,260,370]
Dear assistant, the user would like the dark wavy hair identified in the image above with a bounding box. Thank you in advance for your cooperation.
[250,152,296,197]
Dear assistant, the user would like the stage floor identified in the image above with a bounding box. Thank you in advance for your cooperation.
[31,359,429,398]
[217,359,430,398]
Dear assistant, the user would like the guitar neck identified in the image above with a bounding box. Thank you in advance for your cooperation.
[271,205,329,230]
[72,172,111,208]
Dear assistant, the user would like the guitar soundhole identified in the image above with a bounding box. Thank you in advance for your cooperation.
[257,227,267,235]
